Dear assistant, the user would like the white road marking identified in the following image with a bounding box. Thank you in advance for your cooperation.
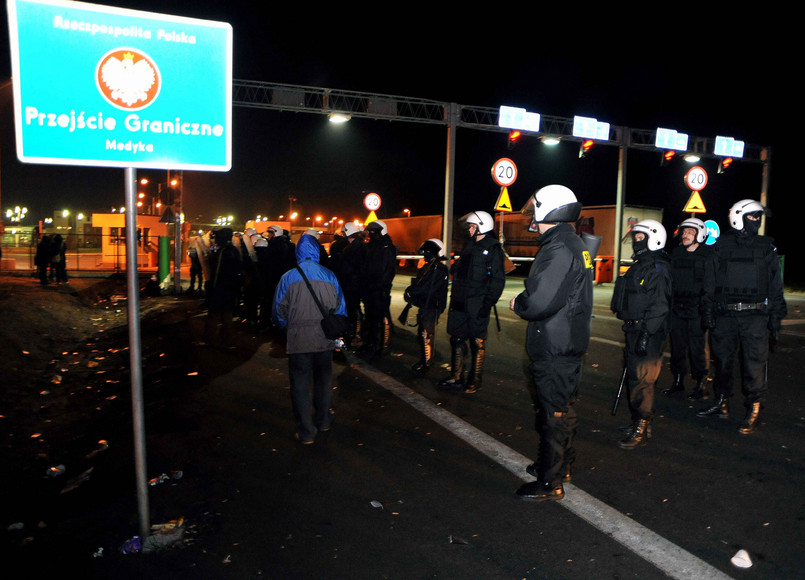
[347,353,733,580]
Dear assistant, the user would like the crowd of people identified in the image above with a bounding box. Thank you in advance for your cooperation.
[125,192,788,500]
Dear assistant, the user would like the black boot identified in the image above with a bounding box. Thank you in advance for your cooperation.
[464,338,485,393]
[526,462,572,483]
[411,331,433,376]
[696,394,729,418]
[662,374,685,397]
[687,375,709,400]
[619,418,650,449]
[738,401,761,435]
[437,338,466,391]
[516,480,565,502]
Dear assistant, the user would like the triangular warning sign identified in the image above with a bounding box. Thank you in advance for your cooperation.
[365,210,378,224]
[684,191,707,213]
[495,187,513,212]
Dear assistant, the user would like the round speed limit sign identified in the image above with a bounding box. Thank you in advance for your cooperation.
[364,192,382,211]
[491,158,518,187]
[685,166,708,191]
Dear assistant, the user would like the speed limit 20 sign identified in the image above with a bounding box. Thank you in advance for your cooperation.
[685,166,708,191]
[491,158,517,187]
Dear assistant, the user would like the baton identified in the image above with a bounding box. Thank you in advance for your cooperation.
[611,366,628,416]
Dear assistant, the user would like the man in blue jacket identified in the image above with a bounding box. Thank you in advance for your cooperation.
[273,234,347,444]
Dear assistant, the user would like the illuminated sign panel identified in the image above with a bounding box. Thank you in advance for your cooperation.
[655,127,689,151]
[7,0,233,170]
[714,136,745,159]
[498,106,541,133]
[573,116,610,141]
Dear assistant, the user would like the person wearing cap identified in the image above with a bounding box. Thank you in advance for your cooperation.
[611,219,673,449]
[437,210,506,394]
[404,238,450,376]
[357,220,397,359]
[663,217,714,400]
[510,185,594,502]
[697,200,786,435]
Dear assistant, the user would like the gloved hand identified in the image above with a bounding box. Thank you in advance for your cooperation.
[635,330,650,356]
[768,317,781,344]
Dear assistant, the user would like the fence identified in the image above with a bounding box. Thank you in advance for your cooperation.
[0,232,184,274]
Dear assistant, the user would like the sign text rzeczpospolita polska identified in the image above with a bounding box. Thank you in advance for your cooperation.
[21,15,226,154]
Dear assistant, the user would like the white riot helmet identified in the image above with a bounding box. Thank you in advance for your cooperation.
[632,219,667,251]
[268,224,283,237]
[244,227,257,237]
[729,199,767,230]
[253,237,267,247]
[462,211,494,234]
[342,222,362,238]
[522,184,582,227]
[419,238,445,257]
[677,217,708,244]
[366,220,387,236]
[305,228,320,239]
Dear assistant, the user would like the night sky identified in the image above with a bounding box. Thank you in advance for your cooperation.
[1,3,796,278]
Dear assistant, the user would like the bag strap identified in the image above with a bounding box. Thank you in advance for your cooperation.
[295,264,328,317]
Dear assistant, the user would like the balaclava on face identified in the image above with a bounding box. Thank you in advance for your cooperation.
[632,235,648,256]
[742,212,763,236]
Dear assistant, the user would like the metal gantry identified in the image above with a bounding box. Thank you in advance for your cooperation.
[232,79,772,263]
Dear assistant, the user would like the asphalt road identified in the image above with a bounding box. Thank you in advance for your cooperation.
[43,274,805,578]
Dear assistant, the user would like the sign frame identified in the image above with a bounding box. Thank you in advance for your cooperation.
[6,0,233,171]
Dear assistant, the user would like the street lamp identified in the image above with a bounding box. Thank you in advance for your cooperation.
[403,208,411,218]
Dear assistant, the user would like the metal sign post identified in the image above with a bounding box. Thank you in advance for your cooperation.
[124,167,150,537]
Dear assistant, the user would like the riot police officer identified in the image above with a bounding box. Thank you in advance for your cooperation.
[697,200,786,434]
[510,185,594,502]
[403,238,449,376]
[611,219,672,449]
[437,211,506,394]
[358,220,397,359]
[664,217,713,399]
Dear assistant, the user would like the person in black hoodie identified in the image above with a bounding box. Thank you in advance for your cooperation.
[610,219,672,450]
[438,210,506,394]
[358,220,397,359]
[403,238,449,376]
[510,185,593,502]
[204,228,243,348]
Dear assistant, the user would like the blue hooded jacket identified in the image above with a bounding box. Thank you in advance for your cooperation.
[272,234,347,354]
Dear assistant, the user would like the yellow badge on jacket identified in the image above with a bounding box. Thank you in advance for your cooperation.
[583,251,593,270]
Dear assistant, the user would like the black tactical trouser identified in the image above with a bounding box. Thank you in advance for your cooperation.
[710,314,769,403]
[669,314,709,379]
[624,329,666,420]
[529,355,581,487]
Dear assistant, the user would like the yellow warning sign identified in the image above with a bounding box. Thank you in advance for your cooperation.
[684,191,707,213]
[365,210,378,224]
[495,187,513,212]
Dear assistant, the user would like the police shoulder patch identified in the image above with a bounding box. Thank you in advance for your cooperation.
[583,250,593,269]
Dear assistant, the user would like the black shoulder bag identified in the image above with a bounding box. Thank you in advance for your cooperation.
[295,265,349,340]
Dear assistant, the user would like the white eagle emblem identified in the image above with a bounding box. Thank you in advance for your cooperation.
[100,52,156,108]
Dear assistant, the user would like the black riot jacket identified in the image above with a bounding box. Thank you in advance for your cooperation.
[670,243,713,318]
[513,223,594,359]
[611,249,672,336]
[702,229,786,322]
